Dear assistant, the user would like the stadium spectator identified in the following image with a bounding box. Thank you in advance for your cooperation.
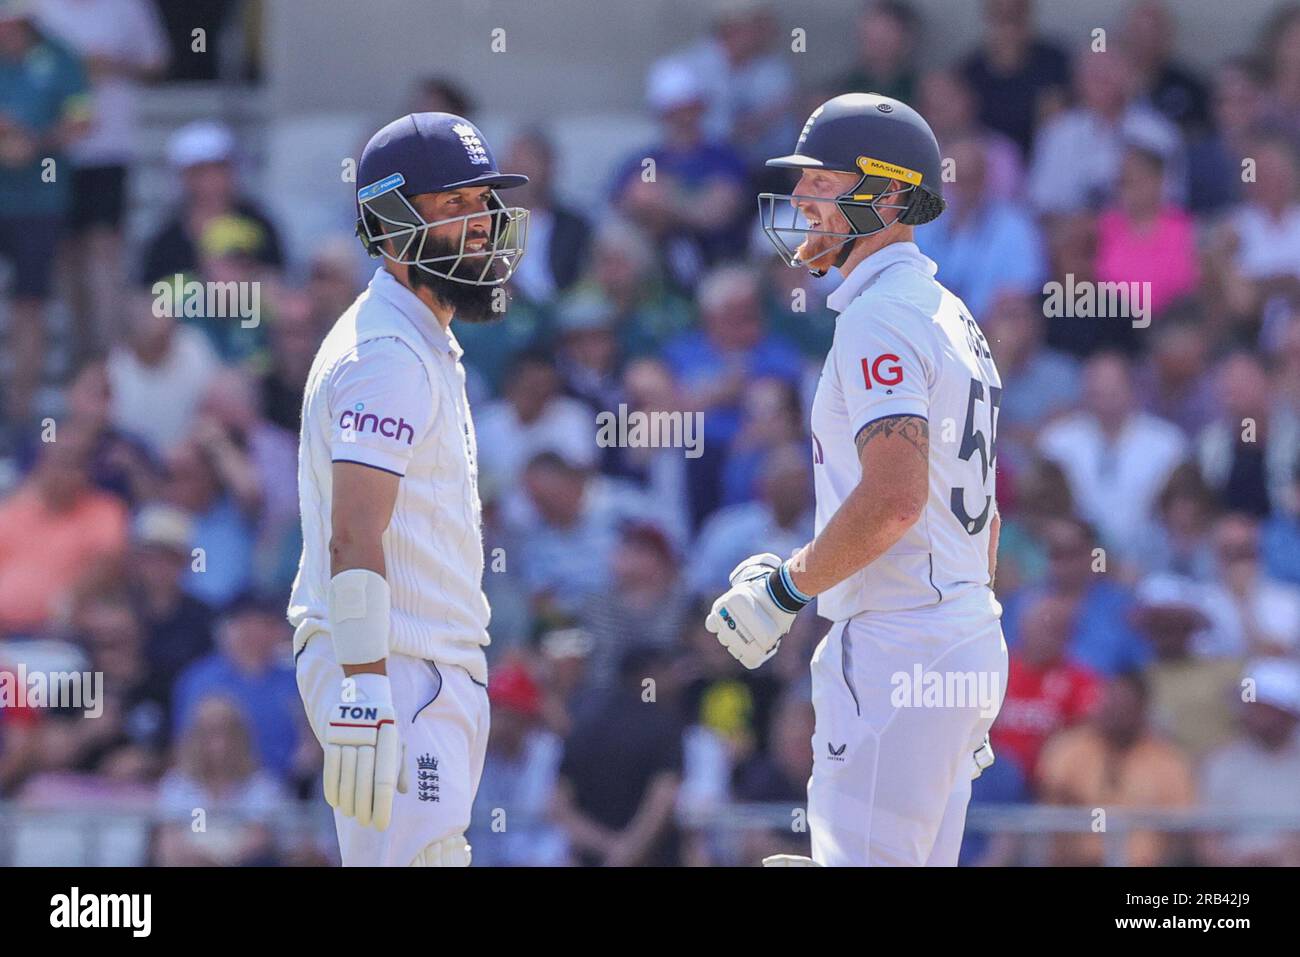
[1196,350,1300,517]
[573,218,694,359]
[1120,0,1210,132]
[730,686,814,864]
[476,350,597,496]
[917,66,1025,201]
[981,290,1081,473]
[139,121,284,284]
[1143,464,1220,580]
[1095,145,1199,318]
[1209,511,1300,657]
[612,58,748,289]
[468,661,566,866]
[1027,45,1182,216]
[48,590,164,779]
[1135,574,1242,762]
[553,291,623,415]
[1261,462,1300,585]
[1133,306,1217,439]
[512,451,618,620]
[7,357,161,506]
[193,367,297,594]
[35,0,169,360]
[107,286,221,457]
[663,264,802,453]
[990,455,1074,593]
[171,594,300,781]
[1038,352,1187,561]
[759,247,838,360]
[257,286,323,433]
[536,625,596,736]
[1186,58,1267,216]
[1037,670,1196,865]
[915,134,1046,321]
[0,421,127,636]
[1258,3,1300,142]
[719,377,804,507]
[553,647,684,866]
[1001,515,1149,675]
[688,442,813,597]
[0,5,88,421]
[125,504,214,712]
[597,357,694,542]
[1198,658,1300,866]
[155,695,288,866]
[1039,211,1142,357]
[835,1,921,109]
[162,434,258,610]
[501,129,590,305]
[406,74,474,118]
[580,521,690,691]
[991,593,1100,782]
[657,0,795,168]
[1223,134,1300,295]
[959,0,1069,157]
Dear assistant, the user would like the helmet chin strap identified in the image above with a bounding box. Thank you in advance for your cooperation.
[806,235,861,278]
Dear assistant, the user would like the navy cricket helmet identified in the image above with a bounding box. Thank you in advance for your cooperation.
[355,112,530,286]
[759,93,946,272]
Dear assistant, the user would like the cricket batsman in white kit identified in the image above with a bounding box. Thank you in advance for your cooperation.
[706,93,1007,866]
[288,112,528,866]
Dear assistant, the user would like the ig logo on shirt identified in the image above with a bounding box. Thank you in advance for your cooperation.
[861,354,903,394]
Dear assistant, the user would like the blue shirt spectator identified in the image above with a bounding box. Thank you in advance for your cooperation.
[171,596,299,779]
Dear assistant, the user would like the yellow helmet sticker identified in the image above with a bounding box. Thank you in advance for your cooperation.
[855,155,923,186]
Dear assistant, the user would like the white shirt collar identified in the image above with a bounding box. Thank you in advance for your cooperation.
[825,241,937,313]
[368,266,463,359]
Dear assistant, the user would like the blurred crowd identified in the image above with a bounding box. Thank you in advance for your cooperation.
[2,0,1300,866]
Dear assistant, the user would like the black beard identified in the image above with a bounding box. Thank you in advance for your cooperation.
[408,234,508,324]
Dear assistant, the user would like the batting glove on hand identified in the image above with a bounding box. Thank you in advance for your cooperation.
[705,552,811,670]
[323,673,408,830]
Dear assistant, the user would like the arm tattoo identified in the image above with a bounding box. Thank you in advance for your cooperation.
[854,414,929,461]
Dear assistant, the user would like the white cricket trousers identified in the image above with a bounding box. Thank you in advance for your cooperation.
[807,588,1007,867]
[295,632,490,866]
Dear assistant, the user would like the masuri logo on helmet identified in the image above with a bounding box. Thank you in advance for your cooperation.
[759,92,946,275]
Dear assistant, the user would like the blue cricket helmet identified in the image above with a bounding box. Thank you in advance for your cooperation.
[355,112,529,286]
[759,93,946,272]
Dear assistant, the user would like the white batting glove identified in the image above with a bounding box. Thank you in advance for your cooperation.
[705,552,811,670]
[323,673,408,830]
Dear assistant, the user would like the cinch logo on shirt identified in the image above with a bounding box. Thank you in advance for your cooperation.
[861,354,903,389]
[339,402,415,444]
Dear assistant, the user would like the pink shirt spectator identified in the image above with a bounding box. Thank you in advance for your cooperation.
[1096,205,1199,316]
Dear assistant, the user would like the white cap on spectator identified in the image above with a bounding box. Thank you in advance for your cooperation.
[1135,573,1209,619]
[646,58,707,113]
[1245,658,1300,716]
[168,121,236,169]
[541,627,594,660]
[132,504,194,554]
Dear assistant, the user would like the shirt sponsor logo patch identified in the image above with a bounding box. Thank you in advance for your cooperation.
[339,402,415,444]
[861,354,903,389]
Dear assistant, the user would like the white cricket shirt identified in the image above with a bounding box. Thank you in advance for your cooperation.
[809,241,1003,621]
[288,267,490,684]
